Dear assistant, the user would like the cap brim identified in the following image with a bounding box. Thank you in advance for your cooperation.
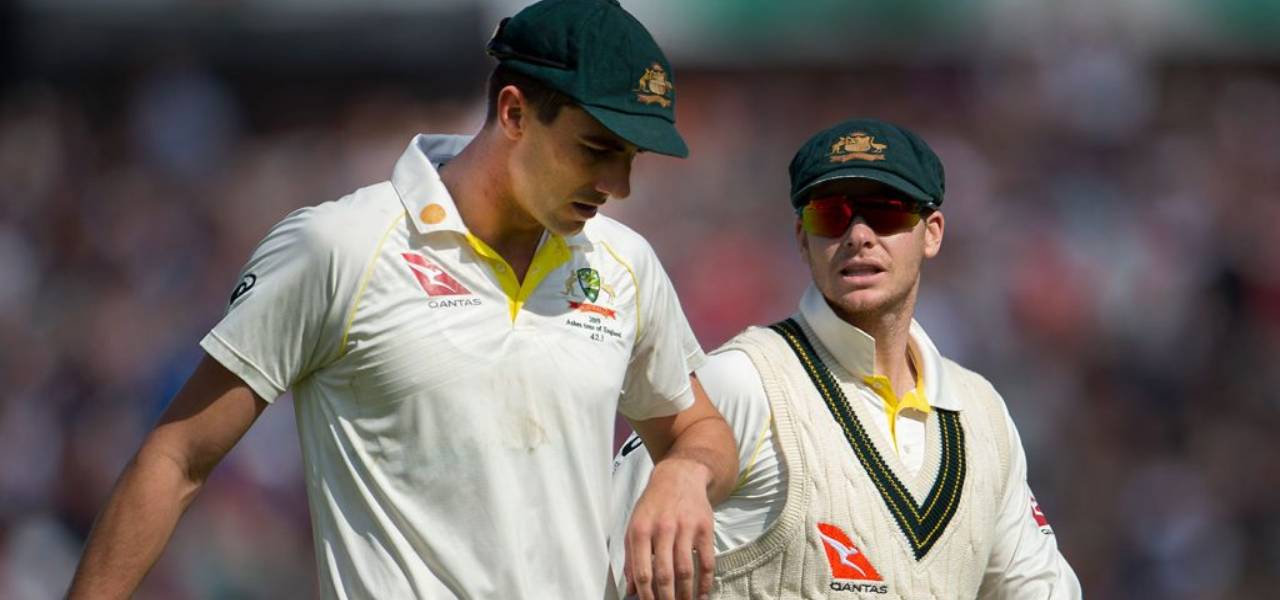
[794,168,933,205]
[581,104,689,158]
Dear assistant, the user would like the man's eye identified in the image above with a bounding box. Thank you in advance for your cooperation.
[581,144,610,158]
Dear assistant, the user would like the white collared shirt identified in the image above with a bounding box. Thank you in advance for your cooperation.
[202,134,705,599]
[610,285,1080,598]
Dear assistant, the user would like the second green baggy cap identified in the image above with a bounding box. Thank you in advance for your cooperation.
[487,0,689,158]
[789,118,945,210]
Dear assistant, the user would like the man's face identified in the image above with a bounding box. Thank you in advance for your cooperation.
[508,104,639,236]
[796,178,945,322]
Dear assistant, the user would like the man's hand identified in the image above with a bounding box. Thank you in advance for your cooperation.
[624,375,736,600]
[625,458,717,600]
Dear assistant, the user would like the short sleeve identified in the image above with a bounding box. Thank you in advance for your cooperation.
[697,350,785,551]
[200,204,364,403]
[610,350,771,519]
[616,242,705,421]
[697,350,773,485]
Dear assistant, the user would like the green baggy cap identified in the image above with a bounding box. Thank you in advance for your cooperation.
[789,118,945,210]
[487,0,689,158]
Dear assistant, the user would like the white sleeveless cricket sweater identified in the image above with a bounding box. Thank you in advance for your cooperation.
[711,317,1013,599]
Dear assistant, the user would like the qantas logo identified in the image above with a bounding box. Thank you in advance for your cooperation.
[401,253,470,296]
[1030,493,1054,534]
[818,523,888,593]
[817,523,883,581]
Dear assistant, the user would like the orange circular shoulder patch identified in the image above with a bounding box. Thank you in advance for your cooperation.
[419,203,446,225]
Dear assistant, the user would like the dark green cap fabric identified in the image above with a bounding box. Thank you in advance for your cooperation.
[789,118,945,210]
[487,0,688,158]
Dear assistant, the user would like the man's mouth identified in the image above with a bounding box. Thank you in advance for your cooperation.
[839,263,885,278]
[572,202,601,218]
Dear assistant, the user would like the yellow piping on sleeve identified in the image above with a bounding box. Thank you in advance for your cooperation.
[339,213,406,354]
[732,414,774,493]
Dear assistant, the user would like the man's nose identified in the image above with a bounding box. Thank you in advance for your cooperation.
[594,156,632,200]
[842,217,876,248]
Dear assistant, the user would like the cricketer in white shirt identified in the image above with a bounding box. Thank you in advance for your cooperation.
[201,134,706,598]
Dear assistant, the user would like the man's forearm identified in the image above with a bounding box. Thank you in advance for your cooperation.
[653,413,738,504]
[67,444,205,599]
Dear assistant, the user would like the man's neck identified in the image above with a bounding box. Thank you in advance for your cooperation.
[438,131,544,280]
[835,295,918,397]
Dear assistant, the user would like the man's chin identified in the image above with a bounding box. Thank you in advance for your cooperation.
[829,289,892,318]
[548,219,587,237]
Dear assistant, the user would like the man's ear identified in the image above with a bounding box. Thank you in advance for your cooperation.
[923,210,945,259]
[495,85,527,141]
[795,217,810,260]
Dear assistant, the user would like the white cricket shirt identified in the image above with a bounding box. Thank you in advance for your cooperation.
[202,134,705,599]
[610,285,1080,598]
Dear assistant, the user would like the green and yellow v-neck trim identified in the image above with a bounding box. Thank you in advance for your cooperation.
[770,318,966,560]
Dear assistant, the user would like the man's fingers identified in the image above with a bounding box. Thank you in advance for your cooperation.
[673,526,696,600]
[651,523,677,600]
[624,560,636,597]
[627,526,656,600]
[695,526,716,600]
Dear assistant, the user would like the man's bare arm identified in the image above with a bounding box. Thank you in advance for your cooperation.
[625,374,737,600]
[66,354,267,599]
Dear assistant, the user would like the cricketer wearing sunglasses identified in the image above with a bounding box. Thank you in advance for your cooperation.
[610,119,1082,599]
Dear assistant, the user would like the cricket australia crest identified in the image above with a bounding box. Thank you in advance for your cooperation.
[561,267,620,320]
[830,131,887,163]
[576,267,602,302]
[562,268,615,302]
[635,63,673,108]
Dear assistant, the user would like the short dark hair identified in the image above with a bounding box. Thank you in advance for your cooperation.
[484,65,575,125]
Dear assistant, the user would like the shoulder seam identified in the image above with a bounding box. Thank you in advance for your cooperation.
[338,212,407,354]
[599,239,641,344]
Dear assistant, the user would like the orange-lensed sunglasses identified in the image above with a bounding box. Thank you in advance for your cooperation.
[799,195,926,237]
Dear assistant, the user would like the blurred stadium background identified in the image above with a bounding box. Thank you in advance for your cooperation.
[2,0,1279,598]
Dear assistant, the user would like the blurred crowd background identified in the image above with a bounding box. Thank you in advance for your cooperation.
[2,0,1279,598]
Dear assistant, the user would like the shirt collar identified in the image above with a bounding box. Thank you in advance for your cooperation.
[797,284,961,411]
[799,284,876,378]
[389,133,590,246]
[391,133,473,235]
[908,318,957,411]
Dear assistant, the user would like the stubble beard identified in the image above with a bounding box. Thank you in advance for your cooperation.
[825,271,921,335]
